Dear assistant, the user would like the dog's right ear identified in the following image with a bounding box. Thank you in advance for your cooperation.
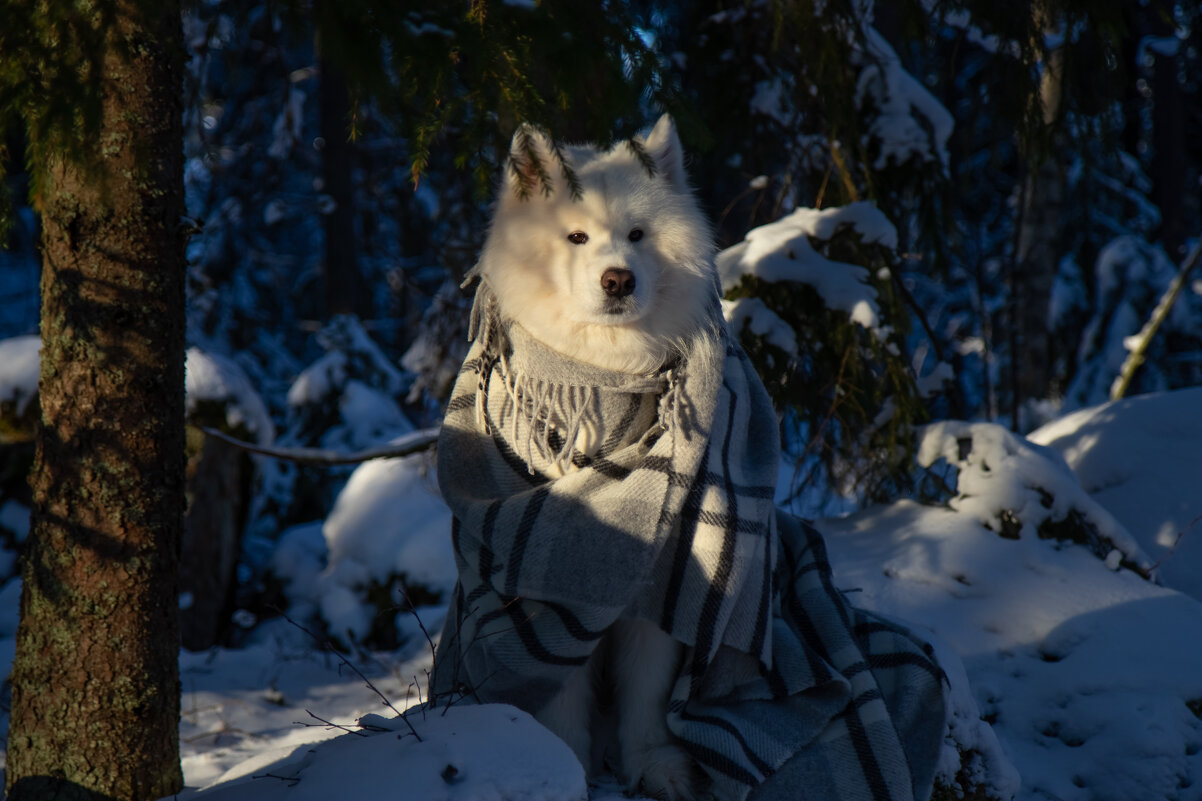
[505,123,555,199]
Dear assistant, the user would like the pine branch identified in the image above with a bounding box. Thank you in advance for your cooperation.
[1110,239,1202,401]
[624,138,658,180]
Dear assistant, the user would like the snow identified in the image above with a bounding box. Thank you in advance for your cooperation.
[272,448,455,645]
[193,704,587,801]
[1030,388,1202,599]
[286,316,415,450]
[716,203,895,334]
[721,297,797,355]
[186,348,275,444]
[0,335,39,416]
[858,27,954,172]
[822,497,1202,801]
[0,339,274,444]
[917,420,1152,573]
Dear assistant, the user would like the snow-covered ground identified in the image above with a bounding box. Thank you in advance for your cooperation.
[2,349,1201,800]
[163,388,1202,800]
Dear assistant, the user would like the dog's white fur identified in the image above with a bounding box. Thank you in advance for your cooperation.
[475,115,714,800]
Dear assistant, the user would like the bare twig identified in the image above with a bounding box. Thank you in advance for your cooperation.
[197,426,439,465]
[400,589,438,664]
[299,710,371,737]
[253,773,301,787]
[1111,239,1202,401]
[278,612,422,742]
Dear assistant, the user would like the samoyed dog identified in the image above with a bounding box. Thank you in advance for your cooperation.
[472,115,716,800]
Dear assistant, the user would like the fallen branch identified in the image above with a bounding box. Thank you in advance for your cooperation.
[198,426,440,465]
[1111,238,1202,401]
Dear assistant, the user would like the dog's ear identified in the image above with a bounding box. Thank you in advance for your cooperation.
[505,123,556,199]
[642,114,687,189]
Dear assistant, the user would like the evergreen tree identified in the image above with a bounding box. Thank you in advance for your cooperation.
[1,0,186,797]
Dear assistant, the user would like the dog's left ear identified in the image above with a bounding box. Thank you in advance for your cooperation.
[642,114,687,189]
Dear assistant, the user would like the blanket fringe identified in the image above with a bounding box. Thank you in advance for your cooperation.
[465,276,698,473]
[466,280,603,473]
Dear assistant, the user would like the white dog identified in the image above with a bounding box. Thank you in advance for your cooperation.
[473,115,716,800]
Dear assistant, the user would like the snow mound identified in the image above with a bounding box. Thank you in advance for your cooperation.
[820,498,1202,801]
[1030,387,1202,599]
[918,420,1153,576]
[190,704,587,801]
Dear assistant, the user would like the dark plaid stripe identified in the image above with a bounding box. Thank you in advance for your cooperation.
[503,601,591,667]
[749,526,774,661]
[839,700,894,801]
[697,471,776,499]
[680,706,775,779]
[487,421,551,486]
[689,389,742,690]
[445,392,476,414]
[694,508,771,535]
[660,465,707,633]
[639,455,694,487]
[685,739,762,786]
[506,485,551,596]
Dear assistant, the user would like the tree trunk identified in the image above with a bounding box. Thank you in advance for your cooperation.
[6,1,186,799]
[180,426,252,651]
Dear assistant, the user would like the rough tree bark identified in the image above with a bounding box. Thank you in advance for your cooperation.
[5,1,187,798]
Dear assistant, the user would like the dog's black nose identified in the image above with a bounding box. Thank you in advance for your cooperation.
[601,268,636,298]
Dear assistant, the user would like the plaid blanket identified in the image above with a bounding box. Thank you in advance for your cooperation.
[433,282,946,801]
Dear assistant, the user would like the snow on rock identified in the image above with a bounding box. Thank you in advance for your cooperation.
[186,348,274,444]
[187,704,587,801]
[917,420,1153,575]
[716,203,894,334]
[820,499,1202,801]
[1030,387,1202,600]
[0,335,39,417]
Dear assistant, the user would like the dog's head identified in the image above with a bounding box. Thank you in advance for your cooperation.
[476,116,716,371]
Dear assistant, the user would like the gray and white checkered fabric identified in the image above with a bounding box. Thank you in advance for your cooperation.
[433,283,946,801]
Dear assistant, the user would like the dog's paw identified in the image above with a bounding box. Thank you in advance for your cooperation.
[625,743,700,801]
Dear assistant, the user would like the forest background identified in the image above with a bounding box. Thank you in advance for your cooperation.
[0,0,1199,798]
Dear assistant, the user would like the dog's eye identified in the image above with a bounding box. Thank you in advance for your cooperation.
[628,228,644,243]
[567,231,589,245]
